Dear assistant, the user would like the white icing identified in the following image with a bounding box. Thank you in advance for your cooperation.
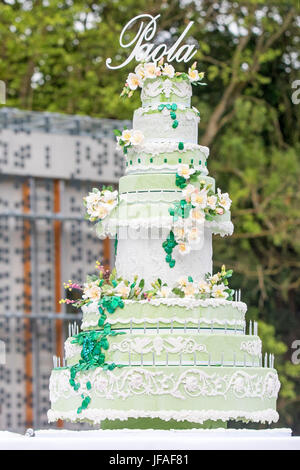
[48,408,279,425]
[141,78,192,107]
[111,337,208,355]
[133,107,199,144]
[126,164,208,176]
[240,339,262,356]
[96,217,234,239]
[49,367,280,403]
[119,191,182,203]
[81,297,247,314]
[115,233,212,289]
[81,317,245,330]
[128,141,209,158]
[65,338,81,359]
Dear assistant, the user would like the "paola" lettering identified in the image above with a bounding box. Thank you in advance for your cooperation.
[106,14,197,70]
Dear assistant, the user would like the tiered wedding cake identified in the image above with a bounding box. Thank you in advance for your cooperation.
[48,61,280,429]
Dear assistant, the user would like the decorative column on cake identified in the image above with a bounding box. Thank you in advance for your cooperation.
[48,15,280,429]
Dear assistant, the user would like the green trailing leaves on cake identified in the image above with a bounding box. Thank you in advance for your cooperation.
[157,102,180,130]
[69,325,126,414]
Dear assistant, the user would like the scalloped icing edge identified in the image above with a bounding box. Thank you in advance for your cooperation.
[82,298,247,313]
[125,164,208,176]
[127,142,210,158]
[95,219,234,240]
[81,317,245,330]
[48,408,279,425]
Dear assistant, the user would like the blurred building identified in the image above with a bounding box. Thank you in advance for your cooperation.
[0,107,129,431]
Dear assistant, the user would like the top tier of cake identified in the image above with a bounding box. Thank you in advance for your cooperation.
[141,76,192,108]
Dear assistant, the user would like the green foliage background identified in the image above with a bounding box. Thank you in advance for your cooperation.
[0,0,299,432]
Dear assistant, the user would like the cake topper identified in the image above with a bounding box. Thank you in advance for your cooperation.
[106,14,197,70]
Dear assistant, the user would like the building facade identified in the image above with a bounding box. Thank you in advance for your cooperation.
[0,107,128,431]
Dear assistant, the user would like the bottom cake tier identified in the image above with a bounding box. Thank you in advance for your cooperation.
[48,365,280,428]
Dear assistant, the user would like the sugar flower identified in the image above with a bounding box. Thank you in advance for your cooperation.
[217,188,232,211]
[127,73,142,90]
[115,281,131,299]
[211,283,229,299]
[177,164,195,180]
[176,242,191,256]
[130,130,144,146]
[144,62,160,79]
[162,63,175,78]
[191,188,208,209]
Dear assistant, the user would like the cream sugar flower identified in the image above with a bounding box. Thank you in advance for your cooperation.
[157,286,171,298]
[177,276,189,287]
[127,72,142,90]
[121,129,133,144]
[212,283,228,299]
[144,62,160,79]
[188,67,200,82]
[191,188,208,208]
[217,188,232,211]
[135,64,145,80]
[130,130,144,146]
[91,204,109,220]
[115,281,131,299]
[190,207,205,223]
[173,224,186,241]
[177,164,195,180]
[183,283,198,297]
[187,226,202,244]
[101,190,118,208]
[182,184,197,202]
[198,279,210,293]
[162,63,175,78]
[176,242,191,256]
[207,195,217,210]
[83,282,101,301]
[85,190,101,209]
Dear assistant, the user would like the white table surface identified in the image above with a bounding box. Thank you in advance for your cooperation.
[0,428,300,450]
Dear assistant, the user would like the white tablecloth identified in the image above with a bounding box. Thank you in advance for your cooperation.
[0,428,300,450]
